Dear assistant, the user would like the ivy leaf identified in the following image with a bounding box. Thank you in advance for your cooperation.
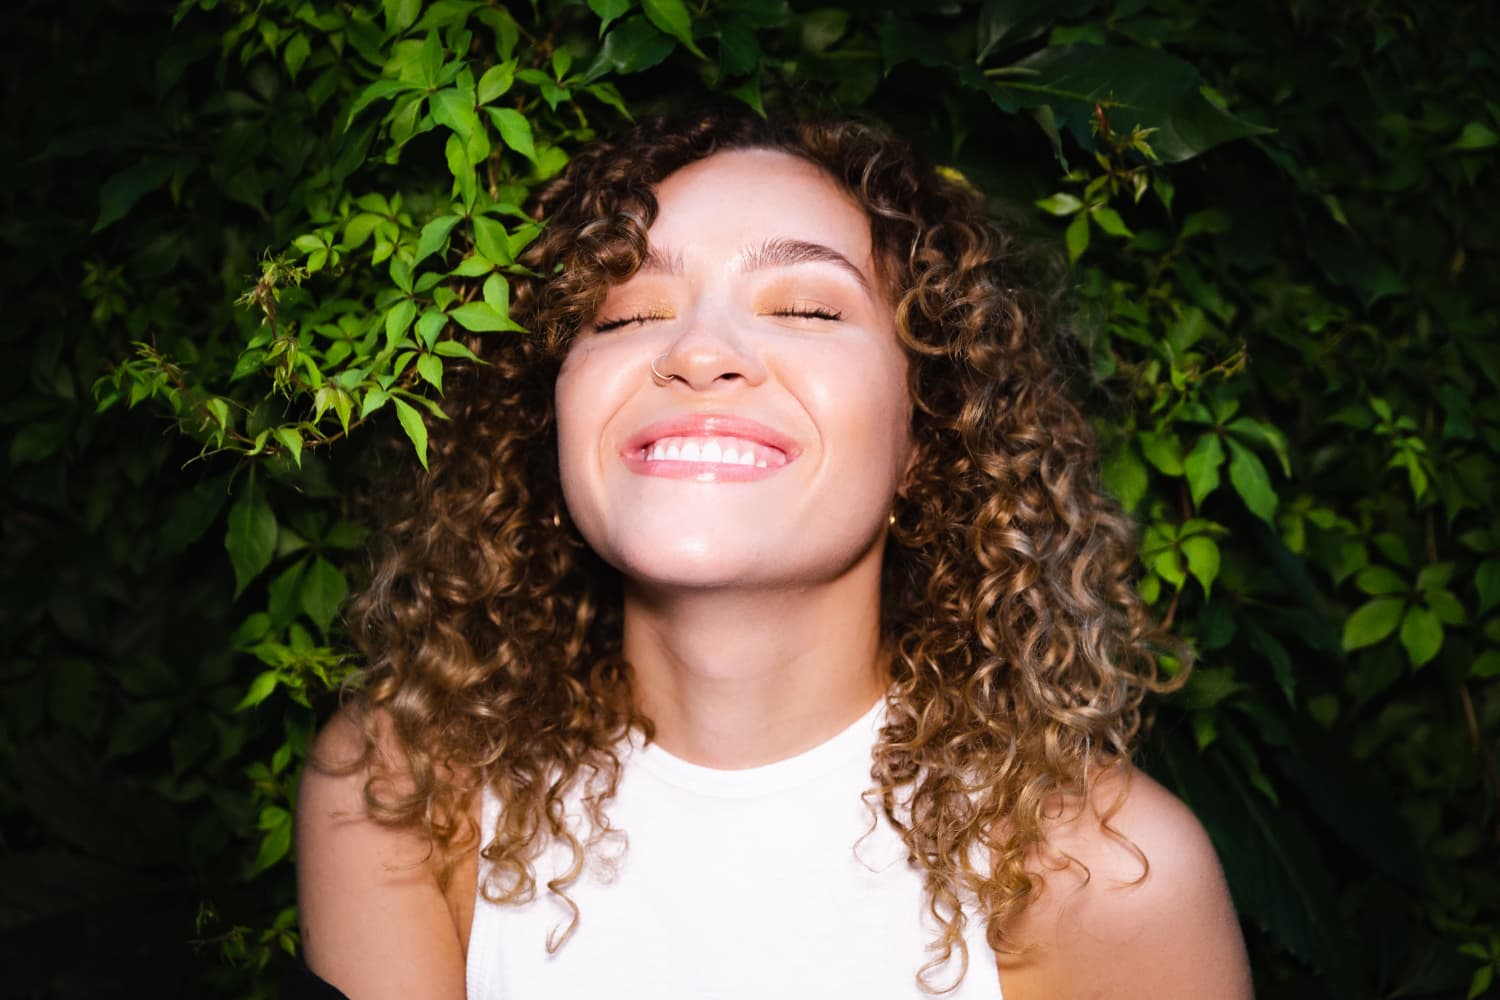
[1399,606,1443,668]
[589,0,631,37]
[385,299,417,349]
[1137,430,1184,475]
[472,215,514,265]
[449,301,523,333]
[225,482,278,595]
[1064,212,1090,261]
[1101,443,1147,511]
[583,15,675,81]
[1342,597,1405,652]
[429,88,481,149]
[1227,437,1277,524]
[487,107,537,162]
[234,670,280,712]
[1184,433,1224,507]
[977,0,1101,60]
[1354,566,1406,597]
[392,397,429,469]
[1181,535,1220,595]
[414,214,461,264]
[641,0,706,58]
[1003,44,1272,162]
[1477,559,1500,615]
[273,427,304,468]
[94,157,177,232]
[416,353,444,392]
[476,61,515,104]
[300,557,348,634]
[1036,192,1084,216]
[1092,205,1133,237]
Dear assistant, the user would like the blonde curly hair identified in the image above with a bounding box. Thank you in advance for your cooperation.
[344,110,1179,990]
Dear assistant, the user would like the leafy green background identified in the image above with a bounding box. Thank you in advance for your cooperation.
[3,0,1497,996]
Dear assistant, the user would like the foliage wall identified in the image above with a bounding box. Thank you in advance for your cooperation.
[2,0,1497,997]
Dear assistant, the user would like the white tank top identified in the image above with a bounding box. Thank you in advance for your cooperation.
[466,699,1005,999]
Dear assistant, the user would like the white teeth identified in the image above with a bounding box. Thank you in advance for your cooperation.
[642,435,786,467]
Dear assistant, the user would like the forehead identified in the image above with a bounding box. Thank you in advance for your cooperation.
[648,149,875,270]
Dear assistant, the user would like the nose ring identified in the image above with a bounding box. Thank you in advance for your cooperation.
[650,354,677,383]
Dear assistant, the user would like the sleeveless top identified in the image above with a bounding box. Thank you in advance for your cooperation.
[465,699,1006,999]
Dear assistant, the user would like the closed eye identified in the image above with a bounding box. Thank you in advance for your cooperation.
[767,305,843,321]
[593,309,672,332]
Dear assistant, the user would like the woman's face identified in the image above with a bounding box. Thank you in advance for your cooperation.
[554,149,912,591]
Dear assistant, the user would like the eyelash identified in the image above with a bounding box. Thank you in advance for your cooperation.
[592,305,843,332]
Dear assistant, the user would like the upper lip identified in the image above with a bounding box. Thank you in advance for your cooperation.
[623,413,801,460]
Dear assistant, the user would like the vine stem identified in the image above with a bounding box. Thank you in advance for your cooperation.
[1459,685,1500,842]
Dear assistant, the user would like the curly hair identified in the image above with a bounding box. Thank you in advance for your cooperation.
[344,110,1179,991]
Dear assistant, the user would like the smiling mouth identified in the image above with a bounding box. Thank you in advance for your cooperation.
[640,435,788,469]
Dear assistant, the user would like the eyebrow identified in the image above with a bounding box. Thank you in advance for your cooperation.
[637,239,871,289]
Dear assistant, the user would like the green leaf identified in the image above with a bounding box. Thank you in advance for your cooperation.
[283,32,312,82]
[385,299,417,348]
[977,0,1100,60]
[433,340,481,361]
[1101,443,1147,511]
[477,61,515,104]
[1342,597,1404,652]
[1354,566,1406,597]
[482,273,510,312]
[1477,560,1500,615]
[1004,44,1272,162]
[584,15,675,81]
[393,397,429,468]
[1036,192,1084,216]
[641,0,705,58]
[449,301,522,333]
[235,670,280,712]
[225,483,278,595]
[416,353,444,392]
[415,310,448,350]
[94,157,177,232]
[273,426,304,468]
[300,557,348,634]
[472,215,514,265]
[1399,606,1443,668]
[252,814,293,873]
[1226,437,1277,524]
[487,107,537,162]
[429,88,481,148]
[1137,430,1184,475]
[415,214,461,264]
[1092,205,1133,237]
[1064,211,1090,262]
[1184,433,1224,507]
[1450,121,1499,151]
[589,0,632,36]
[383,0,421,35]
[1181,535,1220,595]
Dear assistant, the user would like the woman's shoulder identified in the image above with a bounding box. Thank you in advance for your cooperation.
[295,708,478,1000]
[995,764,1253,1000]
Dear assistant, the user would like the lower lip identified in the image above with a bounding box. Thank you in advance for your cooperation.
[622,453,789,482]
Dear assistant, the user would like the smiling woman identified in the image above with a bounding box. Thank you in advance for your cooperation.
[294,112,1252,1000]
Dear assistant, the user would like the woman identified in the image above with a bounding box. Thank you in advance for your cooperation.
[296,112,1252,999]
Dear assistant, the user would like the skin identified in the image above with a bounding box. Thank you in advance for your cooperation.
[296,149,1252,999]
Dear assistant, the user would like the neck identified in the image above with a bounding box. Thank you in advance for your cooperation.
[622,547,888,769]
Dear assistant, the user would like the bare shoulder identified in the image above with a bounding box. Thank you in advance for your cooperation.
[995,765,1253,1000]
[296,707,476,1000]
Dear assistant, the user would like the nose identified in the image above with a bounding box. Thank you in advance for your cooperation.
[652,312,767,390]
